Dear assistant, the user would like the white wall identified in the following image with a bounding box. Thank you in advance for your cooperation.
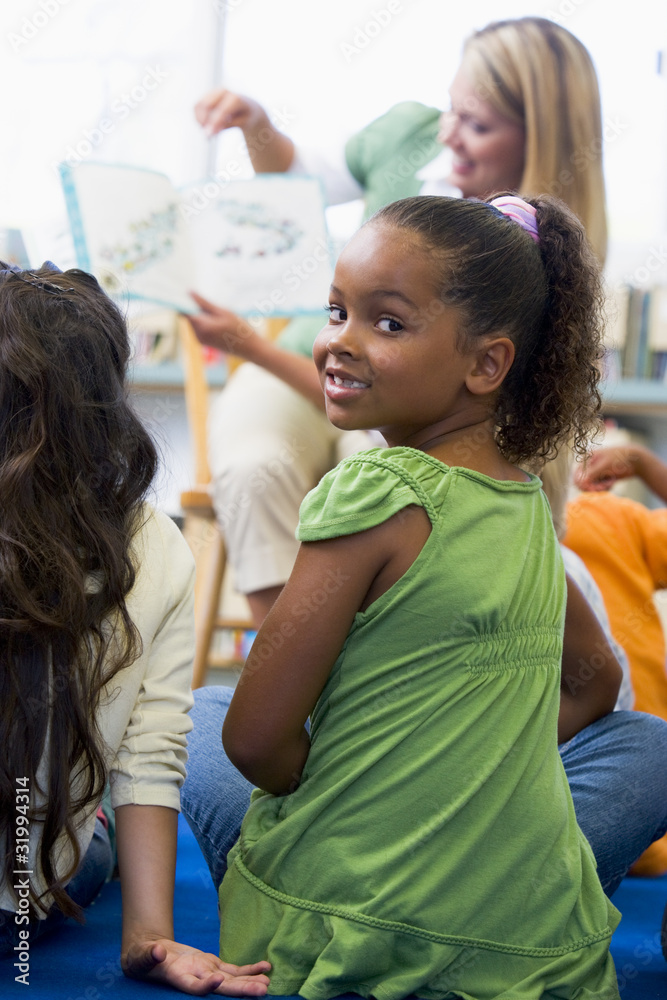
[2,0,666,272]
[216,0,667,282]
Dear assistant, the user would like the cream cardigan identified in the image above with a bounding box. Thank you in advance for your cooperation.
[2,507,195,914]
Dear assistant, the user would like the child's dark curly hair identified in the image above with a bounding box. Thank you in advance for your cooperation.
[372,195,605,465]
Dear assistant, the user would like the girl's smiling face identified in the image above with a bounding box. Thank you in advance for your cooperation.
[439,67,526,199]
[314,223,488,450]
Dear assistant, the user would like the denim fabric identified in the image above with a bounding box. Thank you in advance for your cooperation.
[558,709,667,895]
[181,686,254,891]
[0,817,113,955]
[182,687,667,899]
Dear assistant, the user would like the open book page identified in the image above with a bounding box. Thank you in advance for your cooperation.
[182,175,332,315]
[61,162,196,312]
[61,163,332,315]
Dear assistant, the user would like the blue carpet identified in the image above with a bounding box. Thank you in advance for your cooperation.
[0,816,665,997]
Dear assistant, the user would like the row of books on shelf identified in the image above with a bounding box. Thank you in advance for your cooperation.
[210,626,257,666]
[606,284,667,381]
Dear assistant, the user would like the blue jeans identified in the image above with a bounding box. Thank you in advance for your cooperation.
[0,817,113,954]
[182,687,667,898]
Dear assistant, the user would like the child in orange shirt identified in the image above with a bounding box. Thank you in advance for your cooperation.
[566,443,667,875]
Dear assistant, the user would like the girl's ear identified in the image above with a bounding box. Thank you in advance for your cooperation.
[465,336,514,396]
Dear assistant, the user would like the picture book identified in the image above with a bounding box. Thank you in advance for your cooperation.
[60,163,333,316]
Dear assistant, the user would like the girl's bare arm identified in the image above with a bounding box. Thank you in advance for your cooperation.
[223,508,430,794]
[558,574,623,743]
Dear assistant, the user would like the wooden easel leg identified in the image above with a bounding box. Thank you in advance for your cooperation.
[191,529,227,690]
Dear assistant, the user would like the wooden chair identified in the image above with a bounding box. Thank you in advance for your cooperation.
[178,316,287,688]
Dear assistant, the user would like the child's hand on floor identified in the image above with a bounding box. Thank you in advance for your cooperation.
[122,937,271,996]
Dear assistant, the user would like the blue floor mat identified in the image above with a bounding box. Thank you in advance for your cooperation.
[1,816,665,998]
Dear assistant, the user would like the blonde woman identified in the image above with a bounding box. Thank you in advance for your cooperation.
[453,16,607,262]
[190,16,608,627]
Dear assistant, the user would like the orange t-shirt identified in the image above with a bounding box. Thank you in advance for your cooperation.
[564,491,667,719]
[564,491,667,875]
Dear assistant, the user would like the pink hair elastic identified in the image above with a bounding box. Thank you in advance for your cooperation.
[489,195,540,244]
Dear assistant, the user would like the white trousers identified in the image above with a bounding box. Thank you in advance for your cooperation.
[207,364,372,594]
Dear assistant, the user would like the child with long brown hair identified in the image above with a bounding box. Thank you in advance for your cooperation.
[0,263,269,994]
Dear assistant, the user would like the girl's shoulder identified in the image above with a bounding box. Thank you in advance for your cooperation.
[297,447,448,542]
[297,447,545,544]
[128,505,195,592]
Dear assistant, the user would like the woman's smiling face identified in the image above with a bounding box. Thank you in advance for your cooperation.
[313,222,480,450]
[439,67,526,199]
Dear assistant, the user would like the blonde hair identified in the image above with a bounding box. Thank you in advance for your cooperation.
[536,447,575,540]
[462,17,608,264]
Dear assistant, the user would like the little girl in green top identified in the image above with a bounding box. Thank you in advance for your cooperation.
[219,195,622,999]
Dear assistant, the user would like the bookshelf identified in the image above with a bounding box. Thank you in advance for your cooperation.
[129,361,227,390]
[601,379,667,473]
[602,378,667,415]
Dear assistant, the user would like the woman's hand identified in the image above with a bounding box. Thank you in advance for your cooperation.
[194,88,295,172]
[186,293,325,407]
[188,292,260,359]
[195,89,269,139]
[123,937,271,996]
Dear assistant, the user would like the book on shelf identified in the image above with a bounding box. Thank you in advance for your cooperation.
[59,162,333,317]
[611,284,667,382]
[648,287,667,380]
[0,228,30,269]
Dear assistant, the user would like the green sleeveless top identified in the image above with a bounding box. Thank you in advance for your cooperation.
[277,103,442,358]
[219,448,620,1000]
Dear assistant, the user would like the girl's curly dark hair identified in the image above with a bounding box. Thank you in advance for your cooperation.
[372,195,605,465]
[0,265,157,920]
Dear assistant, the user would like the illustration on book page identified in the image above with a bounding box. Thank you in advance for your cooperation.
[61,163,196,312]
[184,175,332,315]
[61,163,332,316]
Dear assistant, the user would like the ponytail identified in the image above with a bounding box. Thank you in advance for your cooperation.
[495,194,605,463]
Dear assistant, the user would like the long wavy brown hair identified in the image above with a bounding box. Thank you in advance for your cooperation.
[0,264,157,919]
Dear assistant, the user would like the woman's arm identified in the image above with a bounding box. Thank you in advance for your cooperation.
[187,293,324,408]
[117,804,271,995]
[558,573,623,743]
[194,89,295,173]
